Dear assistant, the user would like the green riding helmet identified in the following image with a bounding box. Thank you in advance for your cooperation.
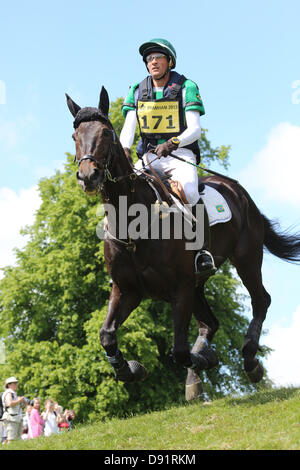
[139,38,177,69]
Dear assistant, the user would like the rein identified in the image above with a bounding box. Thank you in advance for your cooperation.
[144,151,174,206]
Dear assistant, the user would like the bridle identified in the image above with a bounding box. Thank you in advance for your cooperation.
[74,127,137,190]
[73,118,174,201]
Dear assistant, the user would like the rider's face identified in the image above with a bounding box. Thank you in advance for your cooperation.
[147,52,170,80]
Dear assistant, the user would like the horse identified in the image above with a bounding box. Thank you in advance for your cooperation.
[66,86,300,400]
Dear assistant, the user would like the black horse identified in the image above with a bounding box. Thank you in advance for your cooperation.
[66,87,300,400]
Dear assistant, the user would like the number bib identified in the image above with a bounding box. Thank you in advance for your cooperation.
[137,100,181,136]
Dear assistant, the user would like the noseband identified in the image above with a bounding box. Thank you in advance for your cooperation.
[74,127,137,191]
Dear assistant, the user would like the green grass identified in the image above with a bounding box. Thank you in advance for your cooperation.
[2,387,300,450]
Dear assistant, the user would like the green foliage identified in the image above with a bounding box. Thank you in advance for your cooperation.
[0,99,269,422]
[109,98,140,162]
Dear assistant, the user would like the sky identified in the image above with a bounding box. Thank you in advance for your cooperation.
[0,0,300,387]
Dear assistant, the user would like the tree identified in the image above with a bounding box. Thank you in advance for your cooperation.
[0,98,270,422]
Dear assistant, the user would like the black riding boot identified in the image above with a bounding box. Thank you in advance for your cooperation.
[192,198,216,278]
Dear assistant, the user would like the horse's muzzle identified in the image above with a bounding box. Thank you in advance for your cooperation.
[76,167,102,195]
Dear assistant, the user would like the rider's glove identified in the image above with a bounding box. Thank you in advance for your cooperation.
[153,138,179,158]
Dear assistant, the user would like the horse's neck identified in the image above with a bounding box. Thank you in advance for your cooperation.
[101,144,157,240]
[103,142,154,205]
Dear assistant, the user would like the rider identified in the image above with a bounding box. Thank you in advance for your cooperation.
[120,38,215,276]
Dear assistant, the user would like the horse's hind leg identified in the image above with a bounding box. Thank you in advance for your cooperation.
[186,284,219,401]
[231,244,271,383]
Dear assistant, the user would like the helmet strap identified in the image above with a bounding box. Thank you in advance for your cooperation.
[146,56,172,80]
[156,68,170,80]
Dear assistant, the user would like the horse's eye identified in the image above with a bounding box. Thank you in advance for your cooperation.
[102,128,111,138]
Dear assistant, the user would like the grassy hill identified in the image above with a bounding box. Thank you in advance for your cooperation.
[2,387,300,451]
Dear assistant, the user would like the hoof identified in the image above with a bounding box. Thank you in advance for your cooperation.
[246,361,264,383]
[115,360,147,383]
[127,360,148,382]
[185,369,203,401]
[186,381,203,401]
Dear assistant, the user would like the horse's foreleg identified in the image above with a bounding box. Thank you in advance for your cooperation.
[100,284,146,382]
[186,285,219,401]
[171,288,194,368]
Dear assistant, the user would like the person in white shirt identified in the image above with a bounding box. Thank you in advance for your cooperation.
[42,399,60,436]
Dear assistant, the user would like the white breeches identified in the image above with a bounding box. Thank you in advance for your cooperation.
[135,148,200,206]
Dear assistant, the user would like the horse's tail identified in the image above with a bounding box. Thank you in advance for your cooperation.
[262,214,300,263]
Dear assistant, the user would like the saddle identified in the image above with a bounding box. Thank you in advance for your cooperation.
[170,180,206,203]
[141,152,231,225]
[144,167,232,227]
[168,179,188,205]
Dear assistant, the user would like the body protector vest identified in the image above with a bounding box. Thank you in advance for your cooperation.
[136,71,200,163]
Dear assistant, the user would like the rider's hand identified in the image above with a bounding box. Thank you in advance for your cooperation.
[154,139,179,158]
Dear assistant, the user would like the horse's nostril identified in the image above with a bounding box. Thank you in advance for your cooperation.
[76,170,83,181]
[90,168,100,181]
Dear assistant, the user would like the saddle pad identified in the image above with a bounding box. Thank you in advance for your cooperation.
[200,185,232,226]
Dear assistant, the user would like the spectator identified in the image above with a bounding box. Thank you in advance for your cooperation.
[1,419,7,444]
[41,399,60,436]
[64,409,76,430]
[54,402,63,420]
[29,398,44,438]
[2,376,25,443]
[1,391,7,444]
[59,409,76,431]
[22,404,33,439]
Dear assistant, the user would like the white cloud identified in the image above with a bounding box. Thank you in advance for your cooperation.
[0,186,41,272]
[239,122,300,206]
[263,305,300,387]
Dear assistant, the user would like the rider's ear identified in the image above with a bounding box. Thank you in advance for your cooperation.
[65,94,81,117]
[98,86,109,116]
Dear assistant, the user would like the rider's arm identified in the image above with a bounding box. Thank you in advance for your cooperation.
[119,109,137,149]
[177,110,201,147]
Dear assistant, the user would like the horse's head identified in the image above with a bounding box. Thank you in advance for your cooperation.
[66,86,117,195]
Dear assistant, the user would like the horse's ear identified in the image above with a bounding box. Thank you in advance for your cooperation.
[65,93,81,117]
[98,86,109,116]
